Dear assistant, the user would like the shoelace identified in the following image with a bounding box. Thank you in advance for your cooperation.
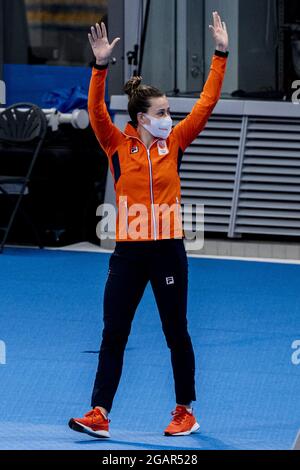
[85,410,97,418]
[171,409,189,425]
[85,409,111,423]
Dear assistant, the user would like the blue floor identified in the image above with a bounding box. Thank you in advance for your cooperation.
[0,247,299,450]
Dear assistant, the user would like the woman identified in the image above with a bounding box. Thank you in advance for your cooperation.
[69,11,228,439]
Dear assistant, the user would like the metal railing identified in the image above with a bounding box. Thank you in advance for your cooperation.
[0,107,89,131]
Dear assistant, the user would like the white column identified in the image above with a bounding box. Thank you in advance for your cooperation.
[0,80,6,104]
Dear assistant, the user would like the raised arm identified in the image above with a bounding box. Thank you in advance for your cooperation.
[88,22,124,157]
[173,12,229,151]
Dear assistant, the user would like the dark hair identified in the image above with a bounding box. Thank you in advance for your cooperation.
[123,76,164,125]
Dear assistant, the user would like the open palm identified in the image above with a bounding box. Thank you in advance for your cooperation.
[209,11,228,52]
[88,22,120,65]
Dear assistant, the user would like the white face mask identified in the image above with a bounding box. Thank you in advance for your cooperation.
[141,114,173,140]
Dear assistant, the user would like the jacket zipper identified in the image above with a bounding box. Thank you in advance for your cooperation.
[146,148,157,240]
[124,133,158,240]
[124,198,129,235]
[176,197,182,232]
[176,197,180,219]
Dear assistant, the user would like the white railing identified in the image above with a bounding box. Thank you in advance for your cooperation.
[0,107,89,131]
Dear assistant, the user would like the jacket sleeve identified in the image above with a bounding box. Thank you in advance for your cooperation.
[88,67,125,158]
[172,53,228,151]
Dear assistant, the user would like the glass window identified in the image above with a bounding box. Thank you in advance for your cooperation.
[24,0,107,66]
[140,0,206,96]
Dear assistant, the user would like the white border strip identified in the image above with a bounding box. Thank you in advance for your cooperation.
[5,243,300,266]
[187,253,300,266]
[49,243,300,266]
[293,430,300,450]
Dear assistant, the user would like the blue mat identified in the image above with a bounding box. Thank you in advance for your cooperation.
[0,248,299,450]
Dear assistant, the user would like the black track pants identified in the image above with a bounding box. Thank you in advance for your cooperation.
[91,239,196,412]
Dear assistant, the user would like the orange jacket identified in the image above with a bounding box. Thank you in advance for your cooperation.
[88,52,228,242]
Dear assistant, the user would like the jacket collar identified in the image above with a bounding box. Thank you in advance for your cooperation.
[124,121,140,139]
[123,122,168,151]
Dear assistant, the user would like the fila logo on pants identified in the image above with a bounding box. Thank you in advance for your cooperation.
[166,277,175,286]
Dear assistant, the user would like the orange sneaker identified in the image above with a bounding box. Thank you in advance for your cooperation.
[164,405,200,436]
[68,408,110,439]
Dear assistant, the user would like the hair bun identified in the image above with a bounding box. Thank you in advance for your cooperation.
[124,76,143,98]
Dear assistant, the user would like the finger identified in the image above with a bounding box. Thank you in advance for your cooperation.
[101,22,108,38]
[212,11,217,28]
[91,26,98,42]
[96,23,102,39]
[209,25,215,34]
[222,21,227,32]
[110,37,121,49]
[216,12,222,29]
[88,33,95,48]
[213,11,220,29]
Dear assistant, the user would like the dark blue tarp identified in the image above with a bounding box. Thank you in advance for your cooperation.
[3,64,108,110]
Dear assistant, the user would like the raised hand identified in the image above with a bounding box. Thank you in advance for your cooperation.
[88,22,120,66]
[209,11,228,52]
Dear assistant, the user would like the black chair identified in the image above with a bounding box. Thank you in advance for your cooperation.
[0,103,47,253]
